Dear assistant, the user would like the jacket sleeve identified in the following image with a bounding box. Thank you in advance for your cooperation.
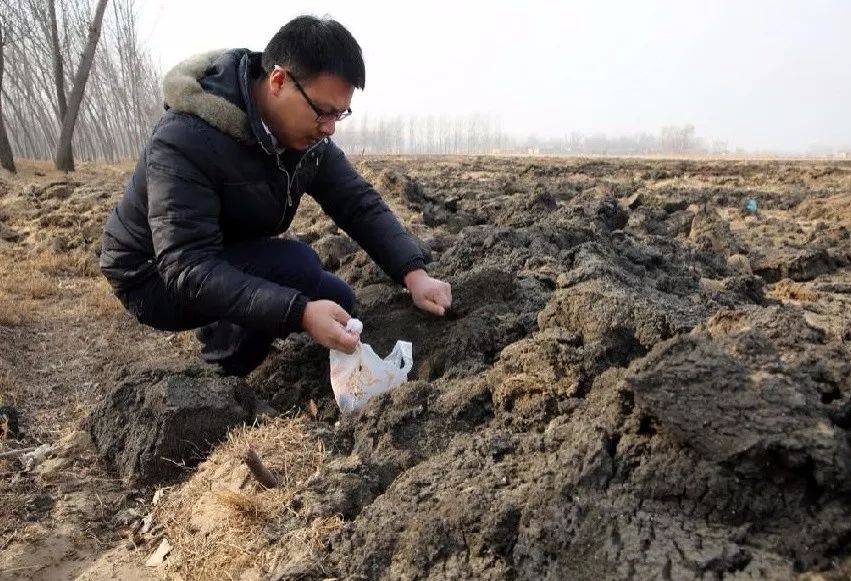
[308,141,426,284]
[146,124,308,336]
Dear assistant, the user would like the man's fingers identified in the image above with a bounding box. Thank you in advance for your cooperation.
[428,282,452,308]
[419,298,445,316]
[330,302,351,325]
[408,278,452,316]
[335,329,359,354]
[428,285,452,309]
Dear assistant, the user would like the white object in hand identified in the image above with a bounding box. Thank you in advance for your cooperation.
[345,318,363,335]
[329,320,413,413]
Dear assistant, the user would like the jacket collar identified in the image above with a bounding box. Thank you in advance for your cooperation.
[162,49,273,152]
[237,53,279,154]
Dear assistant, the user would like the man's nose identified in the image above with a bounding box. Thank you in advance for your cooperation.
[318,119,336,137]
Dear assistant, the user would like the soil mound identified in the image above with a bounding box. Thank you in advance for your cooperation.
[237,158,851,579]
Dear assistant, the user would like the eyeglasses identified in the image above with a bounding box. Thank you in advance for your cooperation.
[277,67,352,123]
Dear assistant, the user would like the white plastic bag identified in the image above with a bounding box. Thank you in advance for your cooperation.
[329,319,413,413]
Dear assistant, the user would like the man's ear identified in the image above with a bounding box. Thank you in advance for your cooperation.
[269,66,288,96]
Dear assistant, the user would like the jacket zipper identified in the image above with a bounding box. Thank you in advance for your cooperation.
[274,138,327,230]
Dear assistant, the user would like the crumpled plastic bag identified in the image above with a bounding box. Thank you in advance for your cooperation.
[329,319,413,413]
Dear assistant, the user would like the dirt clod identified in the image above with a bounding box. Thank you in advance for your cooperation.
[85,366,255,484]
[0,405,20,439]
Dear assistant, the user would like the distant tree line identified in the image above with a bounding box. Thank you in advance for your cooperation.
[547,125,728,156]
[0,0,160,172]
[335,119,726,156]
[333,113,511,155]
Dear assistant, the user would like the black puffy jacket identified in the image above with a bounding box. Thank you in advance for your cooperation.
[100,49,425,337]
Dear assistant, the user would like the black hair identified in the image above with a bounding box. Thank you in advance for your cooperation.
[262,15,365,89]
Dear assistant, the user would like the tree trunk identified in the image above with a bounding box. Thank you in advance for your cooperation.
[47,0,67,123]
[0,20,16,173]
[54,0,109,172]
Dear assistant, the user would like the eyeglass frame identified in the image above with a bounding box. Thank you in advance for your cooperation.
[274,65,352,123]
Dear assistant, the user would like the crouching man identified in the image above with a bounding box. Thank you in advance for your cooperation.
[100,15,451,377]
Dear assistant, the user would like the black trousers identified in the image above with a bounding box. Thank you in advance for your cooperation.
[116,238,355,377]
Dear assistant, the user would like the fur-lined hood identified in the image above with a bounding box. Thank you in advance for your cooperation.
[162,49,259,145]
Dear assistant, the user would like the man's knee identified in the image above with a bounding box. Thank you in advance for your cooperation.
[224,238,323,293]
[221,238,354,310]
[281,238,323,271]
[267,240,354,310]
[265,238,324,283]
[316,271,356,313]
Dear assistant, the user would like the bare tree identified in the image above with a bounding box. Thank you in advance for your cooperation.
[55,0,109,171]
[659,124,698,154]
[0,16,15,172]
[47,0,67,122]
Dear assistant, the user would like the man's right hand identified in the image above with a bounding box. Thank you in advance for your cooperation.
[301,300,359,354]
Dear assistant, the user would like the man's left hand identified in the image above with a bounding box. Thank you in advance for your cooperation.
[404,269,452,316]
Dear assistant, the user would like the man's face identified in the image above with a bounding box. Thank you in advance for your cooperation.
[261,67,354,151]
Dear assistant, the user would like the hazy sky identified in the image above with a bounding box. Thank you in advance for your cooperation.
[138,0,851,152]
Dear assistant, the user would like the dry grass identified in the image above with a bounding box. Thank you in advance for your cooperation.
[30,249,100,278]
[153,417,341,580]
[0,247,124,327]
[0,368,15,402]
[0,260,55,325]
[168,330,202,355]
[0,248,58,327]
[0,267,57,300]
[770,279,821,302]
[0,300,24,326]
[81,278,126,320]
